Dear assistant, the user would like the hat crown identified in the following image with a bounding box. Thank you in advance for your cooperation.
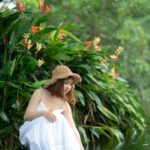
[52,65,73,79]
[44,65,81,88]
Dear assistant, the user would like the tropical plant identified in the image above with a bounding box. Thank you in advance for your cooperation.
[0,1,146,149]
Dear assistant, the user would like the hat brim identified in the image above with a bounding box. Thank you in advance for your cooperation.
[44,73,81,88]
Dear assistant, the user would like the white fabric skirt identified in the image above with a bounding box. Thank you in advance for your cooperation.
[19,102,80,150]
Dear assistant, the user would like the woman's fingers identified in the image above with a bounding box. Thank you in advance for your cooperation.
[49,112,56,122]
[43,111,56,122]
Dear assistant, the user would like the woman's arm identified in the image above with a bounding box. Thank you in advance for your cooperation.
[24,88,56,122]
[63,102,84,150]
[24,88,44,121]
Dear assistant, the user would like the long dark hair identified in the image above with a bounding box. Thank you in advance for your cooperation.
[46,77,77,105]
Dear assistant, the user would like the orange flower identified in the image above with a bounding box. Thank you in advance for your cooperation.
[93,37,101,51]
[23,39,27,46]
[44,5,51,14]
[110,54,118,61]
[27,40,33,50]
[93,37,101,46]
[95,45,101,51]
[16,0,25,15]
[116,46,123,54]
[111,67,116,74]
[113,73,120,78]
[23,33,30,46]
[58,29,66,42]
[38,0,44,10]
[31,26,38,34]
[110,67,120,78]
[85,41,92,48]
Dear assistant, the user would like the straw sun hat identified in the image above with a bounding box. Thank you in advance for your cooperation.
[44,65,81,88]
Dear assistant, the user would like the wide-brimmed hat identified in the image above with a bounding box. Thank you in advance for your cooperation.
[44,65,81,88]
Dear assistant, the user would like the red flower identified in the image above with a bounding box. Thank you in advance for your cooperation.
[31,26,38,34]
[44,5,51,14]
[85,41,92,49]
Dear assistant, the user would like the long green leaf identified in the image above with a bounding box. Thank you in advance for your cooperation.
[63,30,81,43]
[88,91,102,105]
[97,104,119,123]
[32,80,49,88]
[76,90,85,106]
[78,126,89,145]
[0,111,9,123]
[10,58,16,77]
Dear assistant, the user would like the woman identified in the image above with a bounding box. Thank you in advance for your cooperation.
[19,65,84,150]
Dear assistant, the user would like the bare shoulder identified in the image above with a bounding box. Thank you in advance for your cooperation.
[63,101,72,113]
[31,88,45,101]
[25,88,46,113]
[33,88,45,95]
[35,88,45,93]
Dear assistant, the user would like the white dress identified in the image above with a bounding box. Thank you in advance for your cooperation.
[19,101,81,150]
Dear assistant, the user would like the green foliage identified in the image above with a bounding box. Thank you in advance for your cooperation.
[0,1,146,149]
[51,0,150,115]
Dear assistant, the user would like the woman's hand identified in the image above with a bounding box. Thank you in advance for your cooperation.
[42,111,56,122]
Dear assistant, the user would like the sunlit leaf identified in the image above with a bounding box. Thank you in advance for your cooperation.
[97,104,119,123]
[88,91,102,105]
[0,111,9,123]
[10,58,16,77]
[63,30,81,42]
[76,90,85,106]
[32,80,49,88]
[78,126,89,145]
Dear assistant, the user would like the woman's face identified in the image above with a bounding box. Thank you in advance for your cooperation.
[63,78,74,95]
